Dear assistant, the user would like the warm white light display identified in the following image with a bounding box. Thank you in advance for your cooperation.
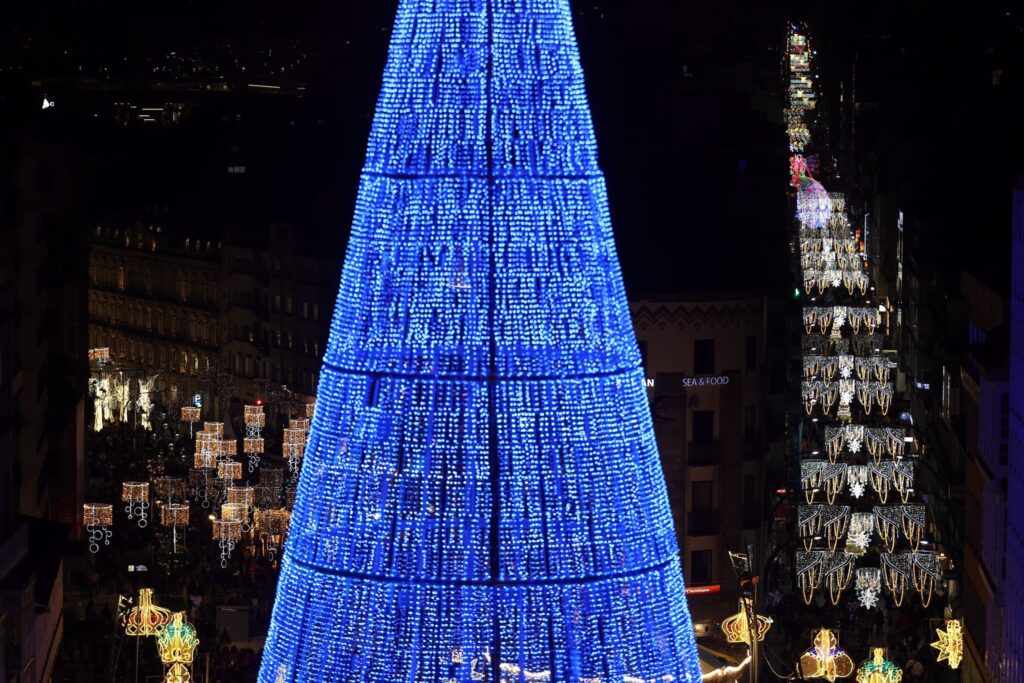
[245,404,265,472]
[257,1,702,680]
[83,503,113,554]
[122,481,150,528]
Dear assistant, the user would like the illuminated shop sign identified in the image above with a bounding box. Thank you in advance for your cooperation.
[681,376,730,387]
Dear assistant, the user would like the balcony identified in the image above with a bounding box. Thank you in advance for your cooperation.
[687,511,720,536]
[687,440,720,466]
[90,316,221,352]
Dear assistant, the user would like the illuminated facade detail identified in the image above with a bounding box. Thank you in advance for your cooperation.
[855,649,901,683]
[257,1,701,681]
[720,598,772,646]
[931,619,963,669]
[799,629,855,681]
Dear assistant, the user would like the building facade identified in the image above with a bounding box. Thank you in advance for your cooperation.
[87,222,337,422]
[631,296,768,627]
[957,283,1009,683]
[1006,183,1024,683]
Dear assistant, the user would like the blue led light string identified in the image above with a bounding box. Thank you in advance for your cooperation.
[258,1,702,681]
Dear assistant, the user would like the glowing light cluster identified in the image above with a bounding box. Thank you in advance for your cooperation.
[258,1,700,681]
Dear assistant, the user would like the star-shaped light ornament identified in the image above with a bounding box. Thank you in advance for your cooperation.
[840,367,852,379]
[847,438,862,453]
[858,588,879,610]
[931,619,963,669]
[850,481,866,498]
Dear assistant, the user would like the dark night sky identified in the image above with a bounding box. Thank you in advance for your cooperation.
[4,1,1022,298]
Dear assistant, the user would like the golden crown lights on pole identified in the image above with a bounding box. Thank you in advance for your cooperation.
[158,612,200,683]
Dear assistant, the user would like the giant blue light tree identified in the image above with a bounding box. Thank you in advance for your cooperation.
[258,1,702,681]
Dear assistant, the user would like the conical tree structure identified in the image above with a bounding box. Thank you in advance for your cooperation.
[259,1,702,681]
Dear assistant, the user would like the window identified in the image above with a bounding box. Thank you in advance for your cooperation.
[285,297,293,315]
[746,335,757,371]
[313,342,320,358]
[694,339,714,375]
[303,338,310,355]
[274,330,282,347]
[302,301,309,319]
[273,295,281,312]
[312,304,319,321]
[692,410,714,444]
[691,481,712,513]
[287,333,293,349]
[227,165,247,174]
[690,550,712,585]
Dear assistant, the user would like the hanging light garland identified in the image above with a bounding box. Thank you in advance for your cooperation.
[122,481,150,528]
[212,519,242,568]
[255,508,290,562]
[218,460,243,481]
[855,567,882,610]
[846,513,874,552]
[82,503,113,554]
[244,404,265,473]
[881,552,912,607]
[160,503,190,554]
[226,486,255,532]
[180,406,201,437]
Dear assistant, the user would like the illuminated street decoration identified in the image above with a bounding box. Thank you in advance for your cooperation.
[123,588,172,637]
[855,568,881,610]
[158,612,200,683]
[931,619,963,669]
[82,503,113,554]
[255,508,290,562]
[881,552,912,607]
[846,513,874,551]
[244,404,265,472]
[212,519,241,569]
[800,629,855,681]
[257,0,701,680]
[856,648,902,683]
[181,406,201,437]
[122,481,150,528]
[160,503,189,553]
[721,598,772,646]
